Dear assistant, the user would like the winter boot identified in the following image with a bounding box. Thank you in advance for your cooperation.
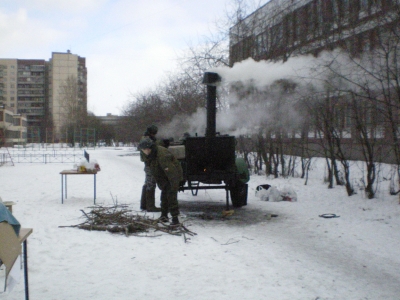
[157,214,169,223]
[171,216,180,225]
[140,185,147,210]
[146,188,161,212]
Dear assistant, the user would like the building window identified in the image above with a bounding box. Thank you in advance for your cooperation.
[305,3,315,38]
[316,0,323,35]
[360,0,369,11]
[332,0,340,25]
[295,11,301,42]
[342,0,350,18]
[256,34,263,55]
[5,113,13,123]
[263,31,269,52]
[371,0,382,7]
[270,23,284,50]
[370,0,382,13]
[286,14,294,45]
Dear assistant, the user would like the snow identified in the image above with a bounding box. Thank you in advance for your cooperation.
[1,147,400,300]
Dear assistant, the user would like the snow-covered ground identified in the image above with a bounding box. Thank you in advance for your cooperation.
[1,147,400,300]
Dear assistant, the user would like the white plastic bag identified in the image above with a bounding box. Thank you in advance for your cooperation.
[255,184,271,201]
[268,186,282,202]
[75,159,101,172]
[281,185,298,202]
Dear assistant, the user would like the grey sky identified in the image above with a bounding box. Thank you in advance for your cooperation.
[0,0,244,116]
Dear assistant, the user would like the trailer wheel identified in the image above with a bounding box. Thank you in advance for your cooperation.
[230,181,248,207]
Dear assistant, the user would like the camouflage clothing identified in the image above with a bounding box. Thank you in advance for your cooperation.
[138,126,163,212]
[147,146,183,191]
[160,188,179,217]
[145,145,183,217]
[139,133,162,191]
[144,165,157,190]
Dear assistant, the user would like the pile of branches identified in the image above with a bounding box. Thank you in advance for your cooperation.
[59,204,196,242]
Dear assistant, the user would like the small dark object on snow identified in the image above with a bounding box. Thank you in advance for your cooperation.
[319,213,340,218]
[265,214,278,218]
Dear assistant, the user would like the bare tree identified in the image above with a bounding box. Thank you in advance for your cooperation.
[122,89,168,142]
[305,89,357,193]
[349,92,380,198]
[59,75,86,143]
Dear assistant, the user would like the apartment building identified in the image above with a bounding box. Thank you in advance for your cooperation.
[0,105,27,146]
[0,59,18,112]
[230,0,399,64]
[17,59,47,129]
[49,51,87,140]
[0,51,87,142]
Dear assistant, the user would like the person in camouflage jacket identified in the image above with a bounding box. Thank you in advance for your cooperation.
[138,137,183,225]
[139,125,162,212]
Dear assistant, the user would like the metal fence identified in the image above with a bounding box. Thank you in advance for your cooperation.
[12,153,83,163]
[0,153,13,166]
[0,148,84,165]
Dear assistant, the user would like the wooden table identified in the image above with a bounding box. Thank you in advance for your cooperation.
[19,228,33,300]
[0,223,32,300]
[60,170,97,204]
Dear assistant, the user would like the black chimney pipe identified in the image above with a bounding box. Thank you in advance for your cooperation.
[202,72,221,138]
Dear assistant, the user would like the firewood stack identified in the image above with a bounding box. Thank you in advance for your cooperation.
[59,204,196,242]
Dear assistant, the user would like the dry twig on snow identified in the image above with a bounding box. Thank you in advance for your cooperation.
[59,204,196,242]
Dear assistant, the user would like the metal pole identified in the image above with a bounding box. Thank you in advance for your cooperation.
[94,174,96,204]
[206,85,217,138]
[225,189,230,211]
[23,240,29,300]
[61,174,64,204]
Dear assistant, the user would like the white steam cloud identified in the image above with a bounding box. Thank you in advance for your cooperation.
[160,49,375,140]
[210,55,318,88]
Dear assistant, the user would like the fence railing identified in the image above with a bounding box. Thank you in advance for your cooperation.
[12,153,83,163]
[0,153,12,166]
[0,148,84,165]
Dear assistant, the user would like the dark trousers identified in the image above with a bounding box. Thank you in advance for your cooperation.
[160,187,179,217]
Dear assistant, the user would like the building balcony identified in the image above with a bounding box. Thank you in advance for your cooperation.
[17,78,44,84]
[18,93,45,97]
[17,108,44,115]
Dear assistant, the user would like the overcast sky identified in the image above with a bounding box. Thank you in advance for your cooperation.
[0,0,259,116]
